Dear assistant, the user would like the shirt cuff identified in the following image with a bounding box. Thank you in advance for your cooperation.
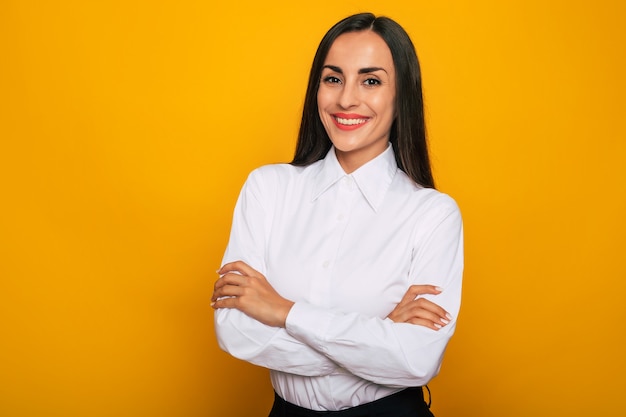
[285,302,334,353]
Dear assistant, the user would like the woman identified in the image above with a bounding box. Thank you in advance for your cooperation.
[212,12,463,417]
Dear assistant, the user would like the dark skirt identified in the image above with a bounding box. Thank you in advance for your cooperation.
[268,387,434,417]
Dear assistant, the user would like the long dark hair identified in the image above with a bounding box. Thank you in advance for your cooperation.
[291,13,435,188]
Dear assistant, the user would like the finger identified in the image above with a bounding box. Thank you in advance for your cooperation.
[390,299,451,325]
[212,282,247,301]
[212,273,248,301]
[398,285,442,305]
[406,306,449,326]
[390,304,445,326]
[412,298,452,323]
[214,272,247,290]
[398,288,419,305]
[405,317,445,331]
[218,261,258,277]
[211,295,240,310]
[409,284,443,297]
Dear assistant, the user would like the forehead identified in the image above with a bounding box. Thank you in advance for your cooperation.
[324,31,394,71]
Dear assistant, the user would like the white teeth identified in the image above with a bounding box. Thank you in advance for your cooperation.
[335,117,368,126]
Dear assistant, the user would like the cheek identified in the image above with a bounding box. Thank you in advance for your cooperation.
[372,95,396,124]
[317,92,337,130]
[316,92,332,133]
[384,91,396,122]
[316,89,332,112]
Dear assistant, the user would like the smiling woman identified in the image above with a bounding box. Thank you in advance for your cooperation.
[317,31,397,173]
[212,12,462,417]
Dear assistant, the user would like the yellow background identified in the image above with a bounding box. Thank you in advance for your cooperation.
[1,0,625,416]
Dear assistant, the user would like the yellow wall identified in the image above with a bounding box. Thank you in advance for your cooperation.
[1,1,624,416]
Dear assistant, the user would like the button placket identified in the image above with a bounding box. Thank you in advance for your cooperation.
[335,175,354,223]
[309,176,356,307]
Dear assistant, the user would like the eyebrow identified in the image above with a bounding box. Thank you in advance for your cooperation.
[323,65,388,75]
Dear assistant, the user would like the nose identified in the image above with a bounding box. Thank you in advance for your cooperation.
[338,81,359,109]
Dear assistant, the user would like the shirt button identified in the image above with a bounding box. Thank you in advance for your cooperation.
[322,260,330,268]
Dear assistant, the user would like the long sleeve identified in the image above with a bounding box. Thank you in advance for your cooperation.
[284,198,463,387]
[214,147,464,411]
[214,168,340,376]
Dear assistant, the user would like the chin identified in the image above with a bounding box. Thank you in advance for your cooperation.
[330,140,362,153]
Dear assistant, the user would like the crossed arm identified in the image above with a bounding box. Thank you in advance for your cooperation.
[212,169,462,385]
[211,261,451,330]
[211,260,457,386]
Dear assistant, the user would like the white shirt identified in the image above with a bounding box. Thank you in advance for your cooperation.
[215,144,463,411]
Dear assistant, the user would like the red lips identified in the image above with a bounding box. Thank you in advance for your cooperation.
[331,113,370,131]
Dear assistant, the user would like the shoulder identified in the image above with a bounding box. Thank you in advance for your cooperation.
[395,171,461,217]
[412,189,463,244]
[241,162,319,199]
[246,161,322,187]
[391,176,464,251]
[249,163,304,179]
[388,173,463,242]
[418,188,460,217]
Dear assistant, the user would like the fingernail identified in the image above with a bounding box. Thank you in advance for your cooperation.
[435,287,444,292]
[445,313,452,320]
[434,323,442,329]
[441,318,450,325]
[215,269,220,273]
[210,302,216,308]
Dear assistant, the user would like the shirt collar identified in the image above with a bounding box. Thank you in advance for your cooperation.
[312,144,398,212]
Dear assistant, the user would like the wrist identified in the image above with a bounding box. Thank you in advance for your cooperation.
[278,300,295,328]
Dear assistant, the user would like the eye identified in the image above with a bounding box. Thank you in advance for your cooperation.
[363,78,381,87]
[322,76,342,84]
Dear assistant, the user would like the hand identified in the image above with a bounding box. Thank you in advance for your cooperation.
[211,261,294,328]
[387,285,452,331]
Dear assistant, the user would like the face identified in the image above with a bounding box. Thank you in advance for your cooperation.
[317,30,396,173]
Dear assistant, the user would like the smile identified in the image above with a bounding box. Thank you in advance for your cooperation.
[331,114,370,130]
